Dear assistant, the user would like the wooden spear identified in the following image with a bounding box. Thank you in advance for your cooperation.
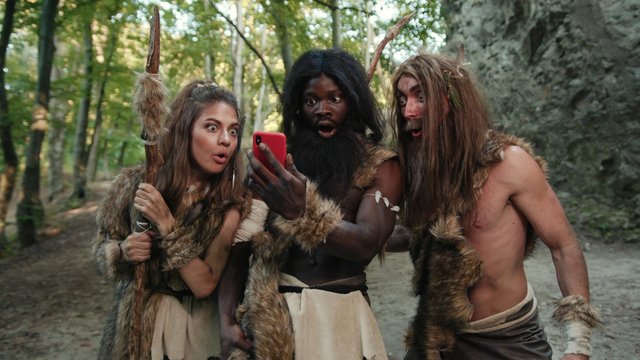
[366,13,413,83]
[129,5,168,359]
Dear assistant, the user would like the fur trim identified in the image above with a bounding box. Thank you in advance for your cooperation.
[134,72,169,142]
[352,142,397,190]
[160,203,227,271]
[272,181,343,252]
[406,215,482,357]
[98,282,163,360]
[235,232,295,359]
[552,295,602,328]
[94,166,144,281]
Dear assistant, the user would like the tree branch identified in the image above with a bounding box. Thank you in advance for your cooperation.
[210,0,282,99]
[313,0,373,16]
[367,13,413,83]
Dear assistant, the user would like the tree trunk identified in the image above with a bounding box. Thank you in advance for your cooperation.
[117,113,131,169]
[0,0,18,249]
[71,20,93,201]
[364,0,373,69]
[331,0,342,48]
[232,0,244,110]
[269,2,293,73]
[254,26,268,132]
[47,52,71,202]
[204,0,214,81]
[87,23,117,181]
[17,0,60,247]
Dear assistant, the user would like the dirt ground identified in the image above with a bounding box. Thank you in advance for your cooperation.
[0,182,639,359]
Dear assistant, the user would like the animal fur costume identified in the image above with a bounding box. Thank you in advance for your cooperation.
[404,130,548,359]
[93,165,247,360]
[230,141,396,360]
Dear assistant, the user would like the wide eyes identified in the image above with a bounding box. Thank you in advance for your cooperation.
[206,123,239,137]
[303,94,343,106]
[397,92,425,107]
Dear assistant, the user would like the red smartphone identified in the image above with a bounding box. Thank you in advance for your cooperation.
[252,131,287,173]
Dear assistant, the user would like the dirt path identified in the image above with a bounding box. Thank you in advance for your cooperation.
[1,186,638,359]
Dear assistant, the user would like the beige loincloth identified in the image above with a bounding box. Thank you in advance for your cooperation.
[151,294,220,360]
[279,273,388,360]
[460,283,537,334]
[441,283,552,360]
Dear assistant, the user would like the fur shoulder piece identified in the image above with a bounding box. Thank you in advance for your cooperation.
[480,130,548,175]
[95,165,145,240]
[352,141,398,190]
[93,165,145,280]
[160,201,228,271]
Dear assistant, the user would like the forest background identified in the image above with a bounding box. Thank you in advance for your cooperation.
[0,0,639,359]
[0,0,637,251]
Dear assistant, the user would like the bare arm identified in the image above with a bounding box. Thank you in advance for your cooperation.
[248,144,403,265]
[385,224,413,252]
[177,209,240,299]
[322,159,403,263]
[505,146,590,300]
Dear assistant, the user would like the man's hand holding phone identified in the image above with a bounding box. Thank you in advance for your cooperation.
[247,132,307,220]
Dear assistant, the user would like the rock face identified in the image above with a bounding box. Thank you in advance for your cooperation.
[442,0,640,241]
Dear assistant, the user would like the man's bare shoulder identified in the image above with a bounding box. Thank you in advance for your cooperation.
[493,145,548,194]
[373,157,403,194]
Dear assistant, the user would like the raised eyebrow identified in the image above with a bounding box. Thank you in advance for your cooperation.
[409,84,423,94]
[204,118,239,128]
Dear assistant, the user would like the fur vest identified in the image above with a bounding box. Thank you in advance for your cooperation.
[230,142,397,360]
[405,130,548,359]
[93,165,236,360]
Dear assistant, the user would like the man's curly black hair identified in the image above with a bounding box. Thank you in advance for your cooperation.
[281,48,384,143]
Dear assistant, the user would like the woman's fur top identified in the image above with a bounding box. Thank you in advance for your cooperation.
[405,131,548,358]
[233,143,396,359]
[93,165,237,360]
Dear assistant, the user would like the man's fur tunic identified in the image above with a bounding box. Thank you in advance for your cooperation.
[405,131,548,359]
[231,142,396,360]
[93,165,236,360]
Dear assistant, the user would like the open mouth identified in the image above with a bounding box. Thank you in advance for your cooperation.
[410,128,423,139]
[213,153,228,164]
[316,120,337,138]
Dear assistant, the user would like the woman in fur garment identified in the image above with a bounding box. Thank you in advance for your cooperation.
[93,80,257,360]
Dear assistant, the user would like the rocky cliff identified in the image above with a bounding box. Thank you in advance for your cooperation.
[442,0,640,241]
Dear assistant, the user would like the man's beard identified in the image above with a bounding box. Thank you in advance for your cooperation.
[290,127,364,200]
[403,139,429,225]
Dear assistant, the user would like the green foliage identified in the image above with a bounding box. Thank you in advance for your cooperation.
[558,191,640,243]
[3,0,445,186]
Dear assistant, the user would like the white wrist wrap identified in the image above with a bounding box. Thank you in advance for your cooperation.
[564,320,593,356]
[552,295,601,357]
[234,199,269,244]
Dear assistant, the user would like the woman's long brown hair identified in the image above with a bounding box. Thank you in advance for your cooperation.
[391,53,491,228]
[155,80,245,214]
